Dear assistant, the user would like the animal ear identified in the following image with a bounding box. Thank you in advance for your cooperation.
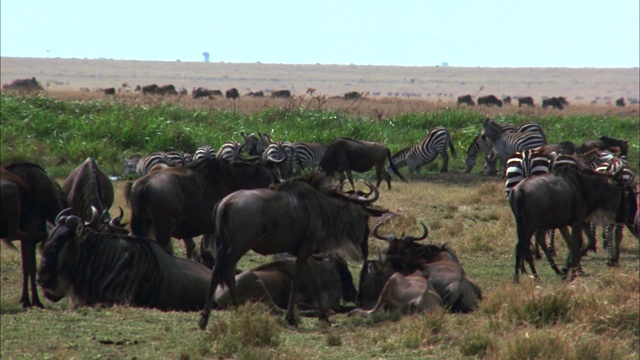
[367,262,377,274]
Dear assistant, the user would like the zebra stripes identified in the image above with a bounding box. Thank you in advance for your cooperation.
[123,151,192,177]
[464,135,493,173]
[193,145,216,162]
[390,126,456,175]
[216,141,244,162]
[482,119,547,173]
[292,142,327,174]
[263,141,296,179]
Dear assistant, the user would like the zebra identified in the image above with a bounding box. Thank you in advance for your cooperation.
[481,119,547,175]
[165,150,192,167]
[241,132,272,156]
[291,142,328,175]
[122,152,174,177]
[389,126,456,175]
[193,145,216,162]
[262,141,296,179]
[464,135,493,173]
[216,141,244,162]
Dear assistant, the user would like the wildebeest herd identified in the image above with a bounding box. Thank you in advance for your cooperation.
[1,121,637,332]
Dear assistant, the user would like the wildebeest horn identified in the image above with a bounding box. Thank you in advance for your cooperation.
[402,222,429,243]
[372,222,396,242]
[85,206,100,227]
[109,207,129,230]
[355,182,379,204]
[55,208,73,224]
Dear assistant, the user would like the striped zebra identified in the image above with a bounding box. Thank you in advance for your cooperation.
[464,135,493,173]
[216,141,244,162]
[193,145,216,162]
[481,119,547,174]
[390,126,456,175]
[123,151,182,177]
[291,142,327,175]
[263,141,296,179]
[242,132,272,156]
[165,150,192,167]
[502,122,548,143]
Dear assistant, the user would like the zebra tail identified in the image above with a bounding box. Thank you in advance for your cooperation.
[448,138,457,159]
[387,150,408,182]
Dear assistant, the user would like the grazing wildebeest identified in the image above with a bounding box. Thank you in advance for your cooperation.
[502,96,512,105]
[542,96,568,110]
[615,97,626,107]
[141,84,159,95]
[518,96,535,107]
[477,95,503,107]
[354,223,482,314]
[192,87,216,99]
[2,77,44,93]
[456,94,474,106]
[509,163,637,281]
[198,173,387,329]
[37,212,212,311]
[1,162,67,307]
[578,136,629,158]
[245,91,265,97]
[320,137,407,190]
[344,91,362,100]
[225,88,240,100]
[103,87,115,95]
[213,256,357,314]
[271,90,291,98]
[62,157,114,221]
[125,157,278,259]
[157,84,178,96]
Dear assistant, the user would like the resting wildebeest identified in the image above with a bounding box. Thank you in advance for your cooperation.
[509,162,637,281]
[344,91,362,100]
[542,96,569,110]
[125,157,277,259]
[477,95,503,107]
[353,223,482,314]
[1,162,68,307]
[456,94,474,106]
[198,172,387,329]
[225,88,240,100]
[320,137,407,190]
[578,136,629,158]
[62,157,114,221]
[37,212,211,311]
[518,96,535,107]
[271,90,291,98]
[213,256,357,314]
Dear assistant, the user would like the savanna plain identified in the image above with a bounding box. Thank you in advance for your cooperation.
[1,58,639,359]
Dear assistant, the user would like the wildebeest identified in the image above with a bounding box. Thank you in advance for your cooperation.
[1,162,68,307]
[509,163,637,281]
[226,88,240,100]
[344,91,362,100]
[198,173,388,329]
[245,91,265,97]
[354,223,482,314]
[141,84,159,95]
[518,96,535,107]
[62,157,114,221]
[477,95,503,107]
[125,157,278,258]
[37,212,212,311]
[456,94,474,106]
[192,87,216,99]
[271,90,291,98]
[615,97,626,107]
[213,256,357,314]
[542,96,569,110]
[577,136,629,158]
[319,137,407,190]
[157,84,178,96]
[2,77,44,93]
[502,96,512,105]
[103,87,115,95]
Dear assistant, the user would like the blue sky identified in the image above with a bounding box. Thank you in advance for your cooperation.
[1,0,638,67]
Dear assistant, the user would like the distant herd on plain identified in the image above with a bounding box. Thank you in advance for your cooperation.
[1,77,638,331]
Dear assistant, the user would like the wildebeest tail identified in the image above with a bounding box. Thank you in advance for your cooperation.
[213,201,234,289]
[127,182,149,237]
[387,149,407,182]
[511,187,531,259]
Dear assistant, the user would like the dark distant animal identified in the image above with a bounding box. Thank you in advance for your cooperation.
[37,213,212,311]
[509,163,637,281]
[502,96,512,105]
[2,77,44,93]
[246,91,265,97]
[344,91,362,100]
[157,84,178,96]
[615,97,626,107]
[354,223,482,314]
[198,173,387,329]
[1,162,67,308]
[103,87,116,95]
[477,95,503,107]
[192,87,215,99]
[225,88,240,99]
[62,157,114,221]
[320,137,407,190]
[578,136,629,158]
[124,157,277,259]
[142,84,159,95]
[213,256,357,314]
[389,126,456,175]
[518,96,535,107]
[456,94,475,106]
[542,97,568,110]
[271,90,291,98]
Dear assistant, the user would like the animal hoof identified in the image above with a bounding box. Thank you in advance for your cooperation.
[198,314,209,330]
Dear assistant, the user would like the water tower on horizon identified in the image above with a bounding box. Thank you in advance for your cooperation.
[203,52,210,62]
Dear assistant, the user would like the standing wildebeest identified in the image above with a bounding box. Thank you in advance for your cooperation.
[344,91,363,100]
[456,94,475,106]
[353,223,482,314]
[157,84,178,96]
[320,137,407,190]
[199,173,387,329]
[542,96,569,110]
[225,88,240,100]
[192,87,216,99]
[213,256,357,314]
[2,77,44,93]
[518,96,535,107]
[477,95,503,107]
[271,90,291,98]
[141,84,159,95]
[37,212,212,311]
[103,87,116,95]
[389,126,456,175]
[62,157,114,221]
[509,164,637,281]
[125,157,278,259]
[615,97,626,107]
[1,162,67,307]
[502,96,512,105]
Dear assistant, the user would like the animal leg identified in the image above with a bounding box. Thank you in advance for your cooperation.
[183,237,196,259]
[581,223,597,256]
[534,231,562,275]
[199,265,220,330]
[606,225,623,267]
[565,222,584,280]
[285,255,310,327]
[440,152,449,173]
[306,261,330,323]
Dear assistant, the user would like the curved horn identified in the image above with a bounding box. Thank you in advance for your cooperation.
[55,208,73,224]
[372,222,396,242]
[354,182,379,204]
[337,180,350,193]
[403,222,429,243]
[109,207,129,228]
[85,206,100,227]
